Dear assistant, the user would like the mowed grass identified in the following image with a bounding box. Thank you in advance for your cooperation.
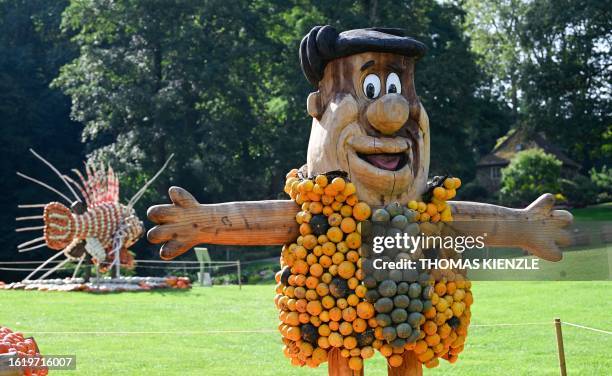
[0,283,610,375]
[570,202,612,222]
[468,246,611,280]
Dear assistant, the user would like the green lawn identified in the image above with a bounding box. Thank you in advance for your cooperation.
[460,203,612,281]
[468,246,611,280]
[0,283,610,375]
[570,202,612,222]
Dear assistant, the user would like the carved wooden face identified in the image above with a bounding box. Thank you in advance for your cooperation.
[306,52,430,206]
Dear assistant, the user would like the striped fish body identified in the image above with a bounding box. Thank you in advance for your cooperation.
[43,202,143,253]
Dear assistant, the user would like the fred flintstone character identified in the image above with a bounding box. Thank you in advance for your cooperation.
[147,26,572,375]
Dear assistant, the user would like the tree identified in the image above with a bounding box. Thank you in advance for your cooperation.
[0,0,81,279]
[53,0,301,263]
[519,0,611,170]
[464,0,529,119]
[53,0,282,208]
[52,0,514,263]
[464,0,611,171]
[499,149,562,206]
[53,0,512,203]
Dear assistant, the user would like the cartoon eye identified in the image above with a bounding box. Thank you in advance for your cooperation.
[363,74,381,99]
[386,72,402,94]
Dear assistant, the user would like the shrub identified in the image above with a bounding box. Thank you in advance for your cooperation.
[559,175,598,207]
[590,166,612,203]
[460,181,489,202]
[247,274,262,284]
[499,149,562,206]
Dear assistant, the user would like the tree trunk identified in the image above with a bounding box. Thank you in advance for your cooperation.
[510,72,518,120]
[369,0,379,25]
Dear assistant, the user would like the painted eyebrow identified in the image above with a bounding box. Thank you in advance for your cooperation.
[360,60,375,71]
[386,62,403,72]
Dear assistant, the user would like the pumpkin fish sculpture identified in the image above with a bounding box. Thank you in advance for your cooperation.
[147,26,573,375]
[16,149,172,280]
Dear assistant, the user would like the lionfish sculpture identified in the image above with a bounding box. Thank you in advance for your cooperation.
[15,149,173,281]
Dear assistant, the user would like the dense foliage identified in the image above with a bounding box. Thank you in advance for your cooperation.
[1,0,610,281]
[0,0,80,280]
[499,149,562,206]
[52,0,501,202]
[465,0,611,169]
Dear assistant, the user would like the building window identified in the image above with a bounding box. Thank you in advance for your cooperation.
[491,167,501,179]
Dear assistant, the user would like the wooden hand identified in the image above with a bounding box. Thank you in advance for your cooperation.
[147,187,300,260]
[448,194,573,261]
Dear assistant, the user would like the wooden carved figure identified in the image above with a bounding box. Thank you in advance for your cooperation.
[147,27,572,375]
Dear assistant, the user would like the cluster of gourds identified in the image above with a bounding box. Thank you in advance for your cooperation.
[364,202,432,368]
[0,326,47,376]
[407,176,461,223]
[277,170,373,371]
[412,176,472,367]
[416,270,472,367]
[368,176,472,368]
[164,276,191,289]
[276,170,471,370]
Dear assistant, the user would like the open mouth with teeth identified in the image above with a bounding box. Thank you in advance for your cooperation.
[339,125,424,198]
[357,152,409,171]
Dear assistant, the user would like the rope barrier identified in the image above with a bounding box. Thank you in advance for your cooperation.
[0,266,71,272]
[0,259,241,265]
[15,321,610,336]
[134,260,239,264]
[25,329,277,335]
[16,322,556,336]
[9,322,559,336]
[561,321,612,335]
[105,264,239,270]
[470,322,548,327]
[0,261,65,265]
[0,264,239,271]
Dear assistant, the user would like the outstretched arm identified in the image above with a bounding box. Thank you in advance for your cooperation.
[447,194,573,261]
[147,187,300,260]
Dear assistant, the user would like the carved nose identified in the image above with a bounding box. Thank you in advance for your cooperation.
[366,94,410,135]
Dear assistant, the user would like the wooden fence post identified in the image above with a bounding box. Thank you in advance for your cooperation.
[554,318,567,376]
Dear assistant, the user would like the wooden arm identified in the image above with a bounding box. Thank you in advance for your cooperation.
[447,193,573,261]
[147,186,299,260]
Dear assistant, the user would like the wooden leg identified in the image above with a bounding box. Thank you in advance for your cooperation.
[387,351,422,376]
[328,348,363,376]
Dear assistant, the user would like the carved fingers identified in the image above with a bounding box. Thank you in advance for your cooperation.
[524,238,563,262]
[169,186,199,208]
[160,240,197,261]
[147,186,203,260]
[147,186,200,224]
[551,208,573,227]
[523,195,574,262]
[525,193,555,215]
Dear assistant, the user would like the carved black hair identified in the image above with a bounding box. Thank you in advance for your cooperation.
[299,26,427,87]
